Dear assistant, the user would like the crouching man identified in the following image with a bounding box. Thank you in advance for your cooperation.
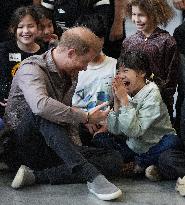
[3,27,122,201]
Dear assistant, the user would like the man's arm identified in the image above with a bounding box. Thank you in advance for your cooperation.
[109,0,128,41]
[173,0,185,10]
[17,64,109,125]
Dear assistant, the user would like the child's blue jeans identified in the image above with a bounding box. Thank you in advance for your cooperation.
[92,132,183,168]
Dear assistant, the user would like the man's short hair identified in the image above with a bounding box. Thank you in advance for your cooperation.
[58,26,103,55]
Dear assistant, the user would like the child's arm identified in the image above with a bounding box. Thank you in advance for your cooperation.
[109,0,127,41]
[108,89,161,137]
[158,38,179,110]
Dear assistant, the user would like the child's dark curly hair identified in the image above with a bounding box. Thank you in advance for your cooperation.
[127,0,174,27]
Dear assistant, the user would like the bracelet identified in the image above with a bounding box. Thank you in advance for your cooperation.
[85,112,90,124]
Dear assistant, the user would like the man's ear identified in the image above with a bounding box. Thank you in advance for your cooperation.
[141,72,146,78]
[68,48,76,59]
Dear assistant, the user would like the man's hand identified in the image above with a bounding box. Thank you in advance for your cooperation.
[173,0,185,10]
[85,123,101,135]
[88,102,110,124]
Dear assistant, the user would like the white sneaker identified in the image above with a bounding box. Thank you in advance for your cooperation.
[87,174,122,201]
[11,165,35,189]
[145,165,161,182]
[175,176,185,196]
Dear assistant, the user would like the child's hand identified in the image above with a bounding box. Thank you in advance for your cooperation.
[112,76,128,106]
[85,123,100,135]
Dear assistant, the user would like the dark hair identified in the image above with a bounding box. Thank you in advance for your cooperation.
[9,6,40,35]
[34,5,59,37]
[118,51,152,78]
[75,13,108,38]
[33,5,53,20]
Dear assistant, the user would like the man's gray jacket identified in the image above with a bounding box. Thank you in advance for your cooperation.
[4,49,86,130]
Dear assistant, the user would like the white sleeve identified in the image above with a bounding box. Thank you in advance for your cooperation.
[41,0,55,10]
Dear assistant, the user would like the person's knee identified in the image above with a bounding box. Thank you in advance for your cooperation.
[158,149,181,179]
[166,134,183,149]
[159,149,173,166]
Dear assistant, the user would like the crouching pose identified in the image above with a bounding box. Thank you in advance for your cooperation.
[92,51,182,181]
[1,27,123,201]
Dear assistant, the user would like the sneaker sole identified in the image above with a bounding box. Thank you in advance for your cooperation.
[176,184,185,196]
[88,188,122,201]
[11,165,26,189]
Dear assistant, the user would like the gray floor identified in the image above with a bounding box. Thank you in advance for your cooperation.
[1,4,185,205]
[0,172,185,205]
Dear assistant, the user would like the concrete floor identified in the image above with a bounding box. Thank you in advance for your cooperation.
[0,172,185,205]
[1,3,185,205]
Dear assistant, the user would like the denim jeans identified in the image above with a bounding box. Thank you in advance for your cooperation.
[5,111,101,183]
[158,148,185,180]
[93,132,183,168]
[4,111,125,184]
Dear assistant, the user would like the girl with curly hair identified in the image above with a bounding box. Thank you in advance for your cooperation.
[122,0,179,122]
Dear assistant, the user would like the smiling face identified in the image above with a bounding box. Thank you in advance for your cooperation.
[118,66,146,96]
[37,18,54,42]
[53,47,98,77]
[132,6,156,37]
[16,14,38,46]
[66,49,98,77]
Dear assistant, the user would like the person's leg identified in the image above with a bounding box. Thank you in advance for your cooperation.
[158,149,185,179]
[79,123,93,146]
[158,149,185,196]
[11,146,123,201]
[135,134,183,168]
[92,132,136,163]
[10,112,122,200]
[33,147,124,185]
[13,111,100,182]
